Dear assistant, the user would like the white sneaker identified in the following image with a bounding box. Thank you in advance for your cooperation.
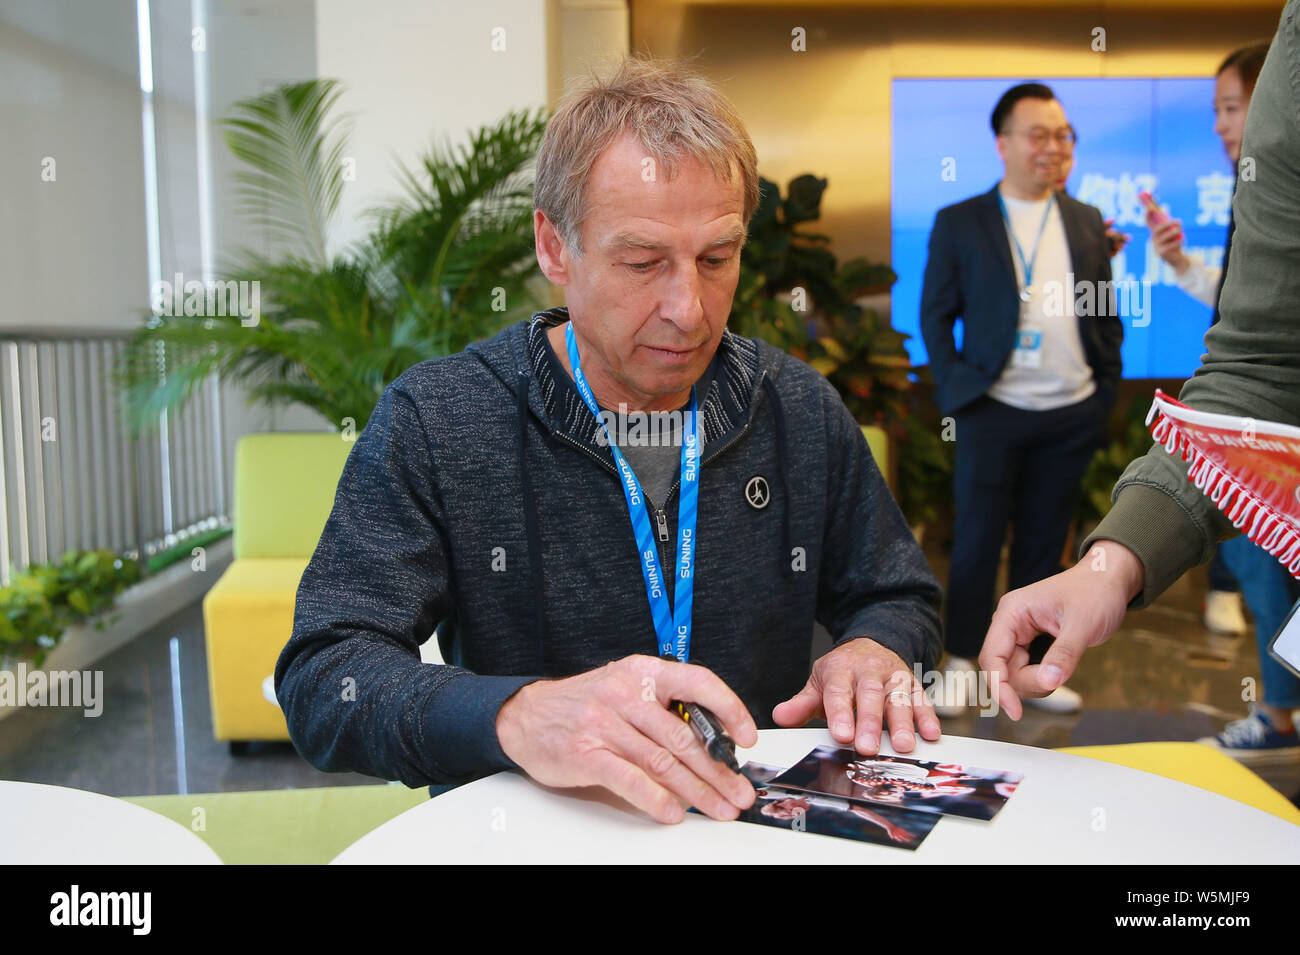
[1203,590,1247,635]
[1022,684,1082,714]
[930,656,978,718]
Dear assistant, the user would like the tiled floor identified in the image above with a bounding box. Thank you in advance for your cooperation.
[1,539,1297,805]
[0,598,377,798]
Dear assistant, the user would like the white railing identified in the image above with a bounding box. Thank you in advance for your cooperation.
[0,327,228,584]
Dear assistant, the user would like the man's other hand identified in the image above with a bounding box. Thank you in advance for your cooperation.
[494,654,758,824]
[1103,217,1131,257]
[980,540,1144,720]
[771,637,940,756]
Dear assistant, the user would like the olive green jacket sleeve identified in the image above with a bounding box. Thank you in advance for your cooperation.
[1081,0,1300,607]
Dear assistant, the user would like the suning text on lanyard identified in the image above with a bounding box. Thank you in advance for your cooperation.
[565,323,700,663]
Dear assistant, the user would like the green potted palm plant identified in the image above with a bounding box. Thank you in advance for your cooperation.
[729,174,952,533]
[122,79,549,431]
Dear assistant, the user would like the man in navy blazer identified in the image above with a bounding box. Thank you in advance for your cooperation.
[920,83,1123,714]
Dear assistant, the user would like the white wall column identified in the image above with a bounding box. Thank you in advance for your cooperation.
[314,0,551,256]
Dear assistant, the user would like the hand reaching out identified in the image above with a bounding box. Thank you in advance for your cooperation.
[980,541,1144,719]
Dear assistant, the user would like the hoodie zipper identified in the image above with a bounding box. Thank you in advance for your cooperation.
[658,412,758,512]
[557,431,680,575]
[553,372,765,580]
[653,415,758,598]
[556,412,758,510]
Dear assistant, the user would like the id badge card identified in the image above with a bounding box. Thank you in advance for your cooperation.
[1011,324,1043,370]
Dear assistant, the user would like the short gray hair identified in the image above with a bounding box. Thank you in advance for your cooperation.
[534,55,760,255]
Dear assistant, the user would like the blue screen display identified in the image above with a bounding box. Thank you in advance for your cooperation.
[891,77,1233,379]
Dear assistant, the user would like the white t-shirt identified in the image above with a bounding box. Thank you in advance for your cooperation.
[986,191,1096,411]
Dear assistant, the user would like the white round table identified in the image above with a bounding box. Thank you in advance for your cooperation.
[0,781,223,864]
[332,729,1300,863]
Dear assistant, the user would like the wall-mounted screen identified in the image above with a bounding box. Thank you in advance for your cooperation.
[891,77,1231,379]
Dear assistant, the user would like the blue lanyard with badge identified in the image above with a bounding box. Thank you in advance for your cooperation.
[998,191,1054,371]
[565,323,739,772]
[565,322,699,663]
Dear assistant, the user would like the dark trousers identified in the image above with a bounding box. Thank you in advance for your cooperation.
[945,391,1107,661]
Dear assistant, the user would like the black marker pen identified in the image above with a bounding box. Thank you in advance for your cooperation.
[670,699,741,773]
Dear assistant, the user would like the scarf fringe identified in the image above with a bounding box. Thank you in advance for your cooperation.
[1149,406,1300,579]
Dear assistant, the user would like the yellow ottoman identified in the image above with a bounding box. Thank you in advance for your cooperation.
[203,557,310,742]
[204,432,355,748]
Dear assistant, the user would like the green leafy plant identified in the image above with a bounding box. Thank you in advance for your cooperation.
[122,79,549,433]
[896,406,955,529]
[729,174,952,527]
[0,550,143,666]
[1076,394,1157,530]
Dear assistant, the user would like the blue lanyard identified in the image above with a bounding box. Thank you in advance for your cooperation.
[997,190,1055,297]
[565,323,700,663]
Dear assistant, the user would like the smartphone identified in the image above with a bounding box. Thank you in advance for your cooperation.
[1268,595,1300,681]
[1139,190,1170,226]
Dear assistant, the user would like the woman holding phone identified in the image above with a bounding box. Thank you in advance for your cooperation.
[1147,44,1268,309]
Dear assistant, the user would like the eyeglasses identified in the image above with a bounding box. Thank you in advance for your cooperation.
[1003,126,1077,148]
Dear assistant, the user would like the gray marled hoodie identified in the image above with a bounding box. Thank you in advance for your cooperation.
[276,307,942,788]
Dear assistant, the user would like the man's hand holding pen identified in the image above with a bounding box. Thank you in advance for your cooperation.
[495,654,758,824]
